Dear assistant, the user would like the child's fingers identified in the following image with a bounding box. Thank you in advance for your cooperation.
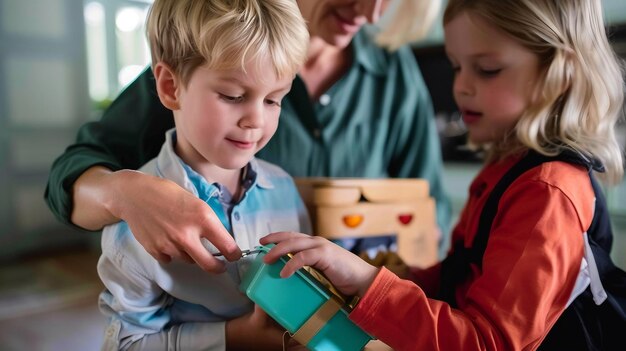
[262,235,320,264]
[280,248,325,278]
[260,231,307,245]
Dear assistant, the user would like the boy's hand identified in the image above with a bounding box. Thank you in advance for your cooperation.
[226,304,303,350]
[260,232,380,298]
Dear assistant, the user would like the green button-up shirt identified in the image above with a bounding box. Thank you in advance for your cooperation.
[45,29,452,255]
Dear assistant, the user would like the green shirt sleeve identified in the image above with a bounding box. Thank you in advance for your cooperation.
[44,67,174,226]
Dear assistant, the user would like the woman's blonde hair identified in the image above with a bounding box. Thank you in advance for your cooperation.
[146,0,309,87]
[444,0,625,183]
[376,0,442,50]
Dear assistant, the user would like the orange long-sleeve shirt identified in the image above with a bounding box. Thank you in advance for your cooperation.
[350,154,595,351]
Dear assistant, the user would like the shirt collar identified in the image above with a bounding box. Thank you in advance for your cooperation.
[352,26,389,77]
[154,129,274,197]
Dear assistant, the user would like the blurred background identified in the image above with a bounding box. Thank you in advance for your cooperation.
[0,0,625,350]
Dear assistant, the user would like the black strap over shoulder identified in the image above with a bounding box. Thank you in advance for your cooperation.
[470,150,603,267]
[437,149,626,350]
[439,150,596,306]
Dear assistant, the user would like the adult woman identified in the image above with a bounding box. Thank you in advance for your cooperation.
[45,0,450,272]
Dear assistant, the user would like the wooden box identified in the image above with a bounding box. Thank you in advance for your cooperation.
[295,178,438,268]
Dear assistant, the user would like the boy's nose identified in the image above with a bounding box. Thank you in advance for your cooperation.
[355,0,384,24]
[239,103,265,129]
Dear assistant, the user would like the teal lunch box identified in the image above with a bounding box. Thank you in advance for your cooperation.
[239,245,373,351]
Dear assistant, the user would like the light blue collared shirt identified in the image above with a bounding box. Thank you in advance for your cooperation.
[98,129,311,350]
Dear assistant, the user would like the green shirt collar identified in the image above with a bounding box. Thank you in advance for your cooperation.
[352,27,389,77]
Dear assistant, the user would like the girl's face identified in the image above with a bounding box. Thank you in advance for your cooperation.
[297,0,386,49]
[444,11,541,145]
[173,60,293,175]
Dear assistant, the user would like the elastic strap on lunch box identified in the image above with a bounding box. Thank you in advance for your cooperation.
[292,297,342,346]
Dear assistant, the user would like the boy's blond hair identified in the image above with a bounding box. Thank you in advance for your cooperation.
[146,0,309,87]
[444,0,625,184]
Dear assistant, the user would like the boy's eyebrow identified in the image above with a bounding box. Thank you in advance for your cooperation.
[271,81,294,94]
[217,75,293,94]
[216,76,247,85]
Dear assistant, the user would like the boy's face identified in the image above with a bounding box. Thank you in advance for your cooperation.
[173,59,293,172]
[444,11,541,145]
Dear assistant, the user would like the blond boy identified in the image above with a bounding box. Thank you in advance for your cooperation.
[97,0,310,349]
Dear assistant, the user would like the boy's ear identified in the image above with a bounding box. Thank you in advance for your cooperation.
[153,62,181,110]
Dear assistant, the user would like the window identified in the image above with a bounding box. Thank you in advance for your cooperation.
[83,0,152,107]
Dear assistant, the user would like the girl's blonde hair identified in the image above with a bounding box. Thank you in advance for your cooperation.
[146,0,309,87]
[376,0,442,50]
[444,0,625,184]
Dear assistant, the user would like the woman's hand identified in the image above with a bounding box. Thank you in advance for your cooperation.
[71,166,241,272]
[260,232,380,298]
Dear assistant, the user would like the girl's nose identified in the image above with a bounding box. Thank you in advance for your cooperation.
[453,70,474,97]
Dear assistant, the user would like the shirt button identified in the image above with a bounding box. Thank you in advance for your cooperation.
[313,128,321,138]
[234,212,240,221]
[319,94,331,106]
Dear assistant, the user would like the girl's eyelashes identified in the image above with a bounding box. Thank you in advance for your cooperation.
[451,67,501,78]
[478,68,502,77]
[446,58,502,78]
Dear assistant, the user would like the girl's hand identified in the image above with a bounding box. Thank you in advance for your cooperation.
[260,232,380,297]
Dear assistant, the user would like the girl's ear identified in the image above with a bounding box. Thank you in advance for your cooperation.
[153,62,181,110]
